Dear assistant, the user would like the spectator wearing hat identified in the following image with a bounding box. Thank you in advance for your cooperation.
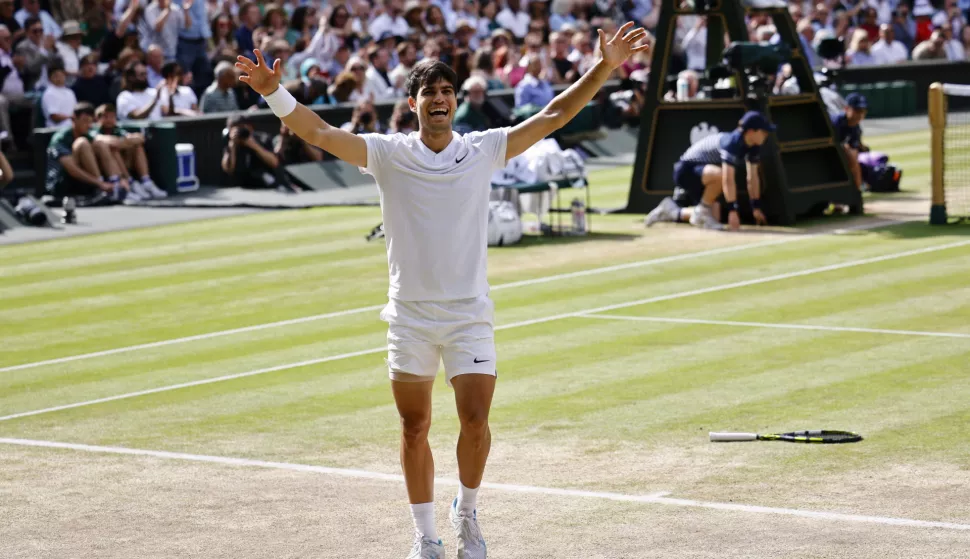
[371,0,410,39]
[199,60,239,113]
[645,111,774,231]
[871,23,908,64]
[173,0,211,96]
[141,0,192,61]
[14,0,60,39]
[54,20,89,80]
[454,18,478,51]
[833,93,869,191]
[71,54,111,107]
[116,59,165,120]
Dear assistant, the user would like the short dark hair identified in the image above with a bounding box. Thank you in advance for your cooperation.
[23,15,41,30]
[74,102,95,118]
[161,61,182,79]
[95,103,116,117]
[405,58,458,98]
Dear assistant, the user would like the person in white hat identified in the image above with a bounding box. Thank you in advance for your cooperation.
[54,20,90,80]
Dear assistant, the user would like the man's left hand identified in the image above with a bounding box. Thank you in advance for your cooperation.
[597,22,651,71]
[752,208,768,226]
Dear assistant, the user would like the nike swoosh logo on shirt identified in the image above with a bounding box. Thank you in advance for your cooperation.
[456,153,467,164]
[473,358,489,363]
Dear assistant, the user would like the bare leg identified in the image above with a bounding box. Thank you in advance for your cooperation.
[92,140,125,187]
[451,373,495,490]
[679,164,724,222]
[131,145,150,178]
[72,138,102,178]
[111,149,131,180]
[391,375,436,504]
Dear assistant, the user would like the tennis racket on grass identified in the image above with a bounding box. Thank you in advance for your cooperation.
[709,430,863,443]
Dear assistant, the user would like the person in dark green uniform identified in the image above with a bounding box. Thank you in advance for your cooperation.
[93,103,168,199]
[45,102,133,204]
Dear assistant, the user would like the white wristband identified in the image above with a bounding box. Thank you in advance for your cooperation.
[263,86,297,118]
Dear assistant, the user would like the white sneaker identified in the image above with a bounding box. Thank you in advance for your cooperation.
[644,196,681,227]
[130,180,154,200]
[123,189,145,205]
[450,498,486,559]
[140,178,168,199]
[689,204,725,230]
[407,535,444,559]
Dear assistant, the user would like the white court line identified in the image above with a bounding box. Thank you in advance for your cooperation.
[2,437,968,531]
[579,314,970,340]
[0,219,899,374]
[2,236,967,424]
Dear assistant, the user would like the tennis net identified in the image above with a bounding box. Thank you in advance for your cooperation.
[930,82,970,224]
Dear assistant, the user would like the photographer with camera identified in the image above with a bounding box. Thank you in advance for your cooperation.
[388,99,417,134]
[221,112,287,190]
[339,97,384,134]
[645,111,773,231]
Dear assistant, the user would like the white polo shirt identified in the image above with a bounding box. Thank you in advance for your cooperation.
[116,89,163,121]
[41,84,77,128]
[361,128,510,302]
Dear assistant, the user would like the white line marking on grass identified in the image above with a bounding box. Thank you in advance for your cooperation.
[2,235,966,424]
[579,314,970,340]
[2,437,968,531]
[0,347,385,422]
[0,220,900,374]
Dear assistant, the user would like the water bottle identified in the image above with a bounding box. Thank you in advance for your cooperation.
[62,196,76,224]
[676,76,690,101]
[571,197,586,235]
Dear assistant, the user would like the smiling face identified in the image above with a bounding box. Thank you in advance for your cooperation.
[411,77,457,133]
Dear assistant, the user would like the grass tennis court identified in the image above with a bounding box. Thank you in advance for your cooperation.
[2,127,970,558]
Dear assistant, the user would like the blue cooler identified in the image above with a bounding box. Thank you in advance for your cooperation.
[175,143,200,192]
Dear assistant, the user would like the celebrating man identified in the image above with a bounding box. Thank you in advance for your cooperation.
[236,22,649,559]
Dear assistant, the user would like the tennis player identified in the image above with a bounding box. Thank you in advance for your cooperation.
[644,111,774,231]
[236,22,648,559]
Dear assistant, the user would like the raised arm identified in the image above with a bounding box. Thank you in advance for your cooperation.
[236,50,367,167]
[506,22,648,161]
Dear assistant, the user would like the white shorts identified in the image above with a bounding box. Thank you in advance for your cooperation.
[379,294,497,386]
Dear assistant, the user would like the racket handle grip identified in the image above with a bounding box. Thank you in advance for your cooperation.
[709,432,758,442]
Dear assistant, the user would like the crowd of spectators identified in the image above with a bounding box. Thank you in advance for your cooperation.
[0,0,966,181]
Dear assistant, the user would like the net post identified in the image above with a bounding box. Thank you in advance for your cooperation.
[929,82,948,225]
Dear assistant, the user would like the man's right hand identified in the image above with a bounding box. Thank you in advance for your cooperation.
[236,49,282,97]
[728,211,741,231]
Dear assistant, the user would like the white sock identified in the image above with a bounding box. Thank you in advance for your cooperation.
[410,502,437,541]
[456,481,478,515]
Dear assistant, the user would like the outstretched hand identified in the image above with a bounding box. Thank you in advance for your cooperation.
[597,22,650,70]
[236,49,282,97]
